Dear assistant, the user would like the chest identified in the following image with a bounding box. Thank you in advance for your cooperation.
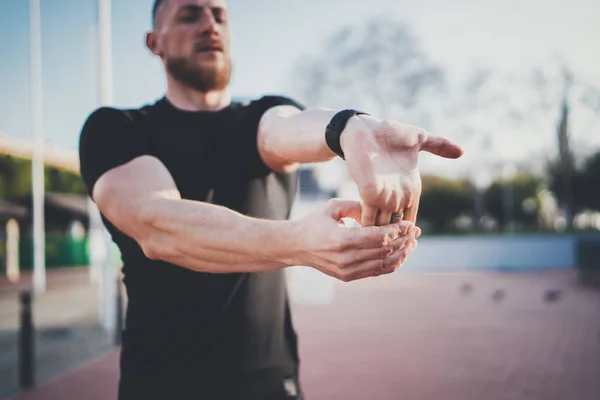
[141,114,297,220]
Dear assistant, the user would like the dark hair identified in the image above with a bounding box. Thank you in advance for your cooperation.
[152,0,167,26]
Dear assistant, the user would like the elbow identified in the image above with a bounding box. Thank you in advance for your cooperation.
[137,229,178,262]
[134,198,173,262]
[258,132,300,174]
[139,235,164,261]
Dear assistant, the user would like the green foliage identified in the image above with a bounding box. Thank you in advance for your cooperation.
[0,155,33,199]
[484,172,544,231]
[0,154,86,200]
[15,234,89,269]
[576,151,600,211]
[419,175,473,234]
[549,150,600,213]
[45,166,87,196]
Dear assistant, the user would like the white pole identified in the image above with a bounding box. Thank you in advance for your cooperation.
[96,0,118,333]
[99,0,113,106]
[30,0,46,294]
[87,23,100,284]
[6,219,20,283]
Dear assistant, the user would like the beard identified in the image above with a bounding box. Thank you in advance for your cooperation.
[166,55,232,92]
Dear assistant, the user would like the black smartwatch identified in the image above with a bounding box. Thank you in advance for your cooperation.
[325,109,369,160]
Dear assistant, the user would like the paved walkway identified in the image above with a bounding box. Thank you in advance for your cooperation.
[0,269,112,399]
[1,269,599,399]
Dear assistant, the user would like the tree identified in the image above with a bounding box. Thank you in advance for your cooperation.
[574,150,600,212]
[292,16,447,193]
[530,62,600,227]
[293,16,444,124]
[418,175,472,234]
[483,173,544,232]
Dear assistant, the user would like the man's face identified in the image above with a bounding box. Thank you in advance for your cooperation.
[147,0,232,92]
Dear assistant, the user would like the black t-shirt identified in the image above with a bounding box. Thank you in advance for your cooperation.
[78,95,305,399]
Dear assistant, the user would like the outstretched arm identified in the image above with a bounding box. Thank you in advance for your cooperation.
[257,105,464,226]
[257,106,342,173]
[92,155,419,281]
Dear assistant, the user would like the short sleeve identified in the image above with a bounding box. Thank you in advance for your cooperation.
[239,95,306,178]
[78,107,151,199]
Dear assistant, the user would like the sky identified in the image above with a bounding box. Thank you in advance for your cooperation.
[0,0,599,178]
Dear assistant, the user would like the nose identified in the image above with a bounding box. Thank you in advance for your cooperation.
[198,9,219,36]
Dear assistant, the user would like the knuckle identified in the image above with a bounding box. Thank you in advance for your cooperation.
[331,253,344,268]
[338,233,355,251]
[380,258,388,270]
[381,245,391,258]
[338,253,355,268]
[330,233,348,251]
[416,128,427,145]
[376,191,389,205]
[400,181,413,198]
[332,268,344,281]
[325,198,340,209]
[379,245,391,259]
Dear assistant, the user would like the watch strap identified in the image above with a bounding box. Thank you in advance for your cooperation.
[325,109,369,160]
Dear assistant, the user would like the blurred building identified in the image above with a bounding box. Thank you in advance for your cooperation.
[0,200,28,224]
[0,131,79,173]
[0,132,87,270]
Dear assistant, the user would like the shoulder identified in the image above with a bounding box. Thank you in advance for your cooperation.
[244,94,306,115]
[78,104,157,194]
[79,103,157,147]
[81,105,148,133]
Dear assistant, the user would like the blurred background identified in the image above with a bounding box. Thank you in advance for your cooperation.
[0,0,599,399]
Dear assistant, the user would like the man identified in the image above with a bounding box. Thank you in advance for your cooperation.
[78,0,463,399]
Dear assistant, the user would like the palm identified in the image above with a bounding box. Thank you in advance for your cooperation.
[342,119,463,226]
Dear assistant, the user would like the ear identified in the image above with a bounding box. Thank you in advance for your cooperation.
[145,31,161,56]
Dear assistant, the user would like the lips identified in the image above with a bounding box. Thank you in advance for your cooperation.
[195,42,223,52]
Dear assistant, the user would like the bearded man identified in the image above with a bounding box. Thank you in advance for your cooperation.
[78,0,463,399]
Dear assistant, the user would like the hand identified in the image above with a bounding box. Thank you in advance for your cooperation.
[340,116,463,226]
[289,198,420,282]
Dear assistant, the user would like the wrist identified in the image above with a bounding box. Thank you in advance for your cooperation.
[325,109,371,160]
[339,114,376,155]
[258,219,303,269]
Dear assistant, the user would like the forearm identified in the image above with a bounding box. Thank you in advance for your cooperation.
[259,107,373,170]
[137,197,297,273]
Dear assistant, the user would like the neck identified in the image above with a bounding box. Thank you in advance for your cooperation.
[165,75,231,112]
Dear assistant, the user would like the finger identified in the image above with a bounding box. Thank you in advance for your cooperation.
[376,210,392,226]
[344,220,414,250]
[410,239,418,252]
[327,199,362,222]
[420,135,464,159]
[342,226,416,265]
[341,245,411,282]
[387,244,413,271]
[338,258,394,282]
[361,205,379,227]
[388,240,418,272]
[403,197,420,224]
[385,227,416,256]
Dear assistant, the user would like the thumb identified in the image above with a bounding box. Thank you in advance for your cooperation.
[325,199,362,223]
[420,135,464,159]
